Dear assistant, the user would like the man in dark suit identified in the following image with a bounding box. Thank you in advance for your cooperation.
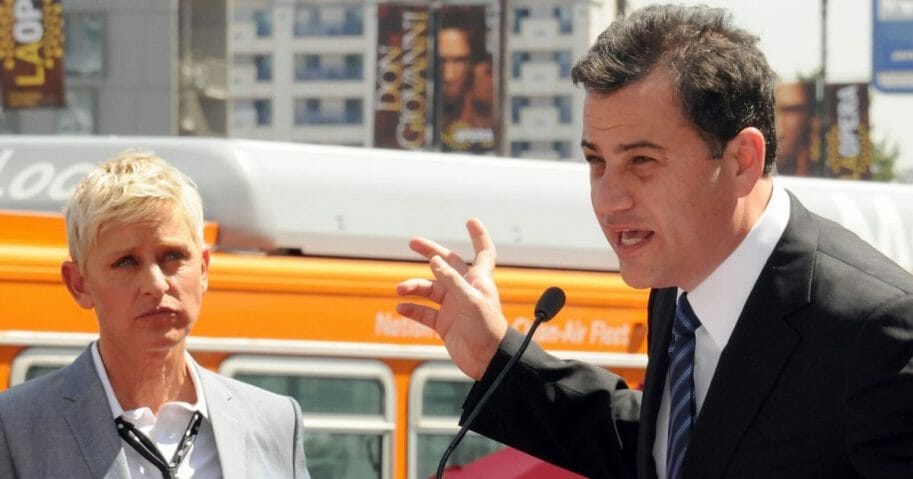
[396,4,913,478]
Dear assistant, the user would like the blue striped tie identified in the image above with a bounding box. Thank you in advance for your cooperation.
[666,293,701,479]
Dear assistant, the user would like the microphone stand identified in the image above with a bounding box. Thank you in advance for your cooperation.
[434,287,566,479]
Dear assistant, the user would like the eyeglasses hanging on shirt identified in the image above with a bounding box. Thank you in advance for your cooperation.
[115,411,203,479]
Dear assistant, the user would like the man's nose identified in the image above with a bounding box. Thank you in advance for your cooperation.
[592,175,634,214]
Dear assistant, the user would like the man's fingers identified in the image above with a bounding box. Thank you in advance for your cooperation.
[395,302,439,330]
[429,255,475,297]
[409,237,470,276]
[467,218,497,276]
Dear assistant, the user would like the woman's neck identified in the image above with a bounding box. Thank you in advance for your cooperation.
[98,340,197,414]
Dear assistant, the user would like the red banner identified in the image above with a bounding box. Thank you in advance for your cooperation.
[374,4,431,150]
[0,0,65,109]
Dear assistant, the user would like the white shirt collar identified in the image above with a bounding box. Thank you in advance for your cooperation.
[91,341,209,419]
[684,181,791,350]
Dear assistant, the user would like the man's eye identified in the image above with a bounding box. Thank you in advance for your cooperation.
[631,156,655,165]
[585,155,604,166]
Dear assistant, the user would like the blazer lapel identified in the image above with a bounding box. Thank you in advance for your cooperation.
[61,348,131,479]
[682,194,816,478]
[199,366,247,479]
[637,287,677,479]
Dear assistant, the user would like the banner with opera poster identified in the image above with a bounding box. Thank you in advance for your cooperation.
[373,3,431,150]
[824,82,872,179]
[436,4,496,153]
[0,0,65,109]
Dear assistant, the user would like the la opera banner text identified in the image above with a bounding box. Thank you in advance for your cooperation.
[0,0,64,109]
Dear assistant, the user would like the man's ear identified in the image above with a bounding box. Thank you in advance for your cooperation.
[61,260,95,309]
[724,127,766,197]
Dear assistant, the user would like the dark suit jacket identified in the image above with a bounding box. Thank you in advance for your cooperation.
[0,346,311,479]
[461,194,913,478]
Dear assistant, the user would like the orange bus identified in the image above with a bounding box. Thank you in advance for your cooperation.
[1,137,912,478]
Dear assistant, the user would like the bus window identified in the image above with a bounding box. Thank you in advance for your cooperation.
[409,362,504,479]
[220,356,395,479]
[10,347,82,386]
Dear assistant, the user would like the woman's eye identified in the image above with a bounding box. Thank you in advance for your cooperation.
[113,256,137,268]
[165,251,187,262]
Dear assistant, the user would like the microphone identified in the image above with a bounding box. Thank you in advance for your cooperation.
[434,286,566,479]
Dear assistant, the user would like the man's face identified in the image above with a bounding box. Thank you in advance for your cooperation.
[63,210,209,355]
[582,70,742,291]
[438,28,472,102]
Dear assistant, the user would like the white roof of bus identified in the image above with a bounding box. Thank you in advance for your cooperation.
[1,135,912,272]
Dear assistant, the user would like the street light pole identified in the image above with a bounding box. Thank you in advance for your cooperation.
[817,0,829,176]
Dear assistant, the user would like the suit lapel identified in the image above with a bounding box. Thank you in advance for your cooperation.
[61,348,131,479]
[682,194,816,478]
[198,366,247,479]
[637,287,677,479]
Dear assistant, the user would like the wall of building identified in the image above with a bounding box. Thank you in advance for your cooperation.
[0,0,178,135]
[3,0,618,162]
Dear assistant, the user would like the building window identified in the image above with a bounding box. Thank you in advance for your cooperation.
[555,51,572,78]
[553,6,572,34]
[253,9,273,37]
[294,98,362,125]
[512,7,530,33]
[222,357,393,479]
[294,5,364,37]
[553,141,572,159]
[294,54,363,81]
[511,141,571,160]
[344,98,363,123]
[55,88,96,134]
[254,55,272,81]
[253,99,272,125]
[555,96,572,123]
[510,97,530,123]
[511,52,530,79]
[64,13,104,79]
[510,141,530,158]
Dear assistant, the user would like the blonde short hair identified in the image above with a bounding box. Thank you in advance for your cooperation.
[64,150,205,268]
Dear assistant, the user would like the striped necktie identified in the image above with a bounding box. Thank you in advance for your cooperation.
[666,293,701,479]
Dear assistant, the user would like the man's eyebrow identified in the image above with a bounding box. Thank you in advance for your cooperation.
[617,140,665,153]
[580,139,666,153]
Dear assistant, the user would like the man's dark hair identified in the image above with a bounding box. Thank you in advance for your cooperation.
[571,5,778,174]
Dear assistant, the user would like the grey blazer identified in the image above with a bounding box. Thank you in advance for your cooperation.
[0,347,311,478]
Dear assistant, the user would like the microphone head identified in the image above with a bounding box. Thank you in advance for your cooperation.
[534,286,566,322]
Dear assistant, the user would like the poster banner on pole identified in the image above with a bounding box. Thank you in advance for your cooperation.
[873,0,913,93]
[437,4,495,153]
[0,0,65,108]
[373,3,431,150]
[774,81,817,176]
[824,83,872,179]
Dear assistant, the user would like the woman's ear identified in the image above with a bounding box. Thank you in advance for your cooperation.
[61,260,95,309]
[200,247,210,294]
